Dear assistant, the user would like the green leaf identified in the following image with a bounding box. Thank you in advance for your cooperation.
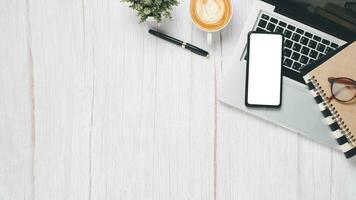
[121,0,178,22]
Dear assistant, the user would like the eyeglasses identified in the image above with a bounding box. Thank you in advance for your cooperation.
[327,77,356,103]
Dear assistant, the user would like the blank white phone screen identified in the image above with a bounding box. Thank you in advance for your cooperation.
[247,33,283,106]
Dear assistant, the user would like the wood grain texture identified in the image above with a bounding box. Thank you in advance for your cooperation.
[331,152,356,200]
[0,0,34,199]
[29,0,91,199]
[86,0,215,199]
[1,0,356,199]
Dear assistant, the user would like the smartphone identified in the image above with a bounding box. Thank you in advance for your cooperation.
[245,32,283,108]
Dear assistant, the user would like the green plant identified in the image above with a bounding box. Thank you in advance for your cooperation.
[122,0,179,22]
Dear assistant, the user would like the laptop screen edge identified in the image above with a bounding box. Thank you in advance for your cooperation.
[260,0,355,41]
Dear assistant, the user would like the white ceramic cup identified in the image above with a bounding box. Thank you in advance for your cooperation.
[189,0,233,45]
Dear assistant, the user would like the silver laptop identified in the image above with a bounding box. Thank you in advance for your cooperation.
[219,0,355,148]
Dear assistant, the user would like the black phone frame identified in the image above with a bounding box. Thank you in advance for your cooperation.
[245,31,284,108]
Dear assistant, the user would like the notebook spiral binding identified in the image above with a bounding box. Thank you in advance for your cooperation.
[304,74,356,158]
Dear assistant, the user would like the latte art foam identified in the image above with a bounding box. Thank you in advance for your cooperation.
[190,0,232,31]
[196,0,225,24]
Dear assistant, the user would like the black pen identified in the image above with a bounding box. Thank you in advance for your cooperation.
[148,29,209,57]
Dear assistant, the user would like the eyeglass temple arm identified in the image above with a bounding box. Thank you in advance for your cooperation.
[328,77,356,85]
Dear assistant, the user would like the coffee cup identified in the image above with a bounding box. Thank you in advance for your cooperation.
[190,0,233,45]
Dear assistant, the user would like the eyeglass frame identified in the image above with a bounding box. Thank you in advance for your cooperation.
[327,77,356,103]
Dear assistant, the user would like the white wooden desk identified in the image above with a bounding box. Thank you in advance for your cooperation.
[1,0,356,199]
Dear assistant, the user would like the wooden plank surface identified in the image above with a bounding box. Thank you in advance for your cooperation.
[29,0,92,199]
[0,0,34,199]
[86,0,215,199]
[1,0,356,199]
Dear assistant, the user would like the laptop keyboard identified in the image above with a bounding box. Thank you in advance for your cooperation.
[251,13,340,83]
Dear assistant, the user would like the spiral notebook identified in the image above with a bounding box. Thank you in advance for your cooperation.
[302,41,356,159]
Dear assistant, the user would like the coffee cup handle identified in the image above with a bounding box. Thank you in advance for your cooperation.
[207,33,212,45]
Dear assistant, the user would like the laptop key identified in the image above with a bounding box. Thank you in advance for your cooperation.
[258,20,267,28]
[301,46,310,55]
[322,39,330,45]
[291,52,301,60]
[261,14,269,20]
[317,43,326,52]
[279,21,287,27]
[267,23,275,31]
[309,58,315,63]
[284,39,293,48]
[275,26,284,33]
[287,25,295,31]
[284,30,292,38]
[309,50,318,59]
[325,47,334,54]
[283,58,293,67]
[300,55,309,64]
[330,42,339,48]
[292,43,301,52]
[304,32,313,38]
[318,53,326,59]
[313,35,321,42]
[292,33,301,42]
[308,40,317,48]
[292,62,302,70]
[296,28,304,34]
[270,17,278,24]
[300,37,309,45]
[284,48,292,57]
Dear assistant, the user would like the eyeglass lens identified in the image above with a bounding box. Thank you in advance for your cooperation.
[331,79,356,102]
